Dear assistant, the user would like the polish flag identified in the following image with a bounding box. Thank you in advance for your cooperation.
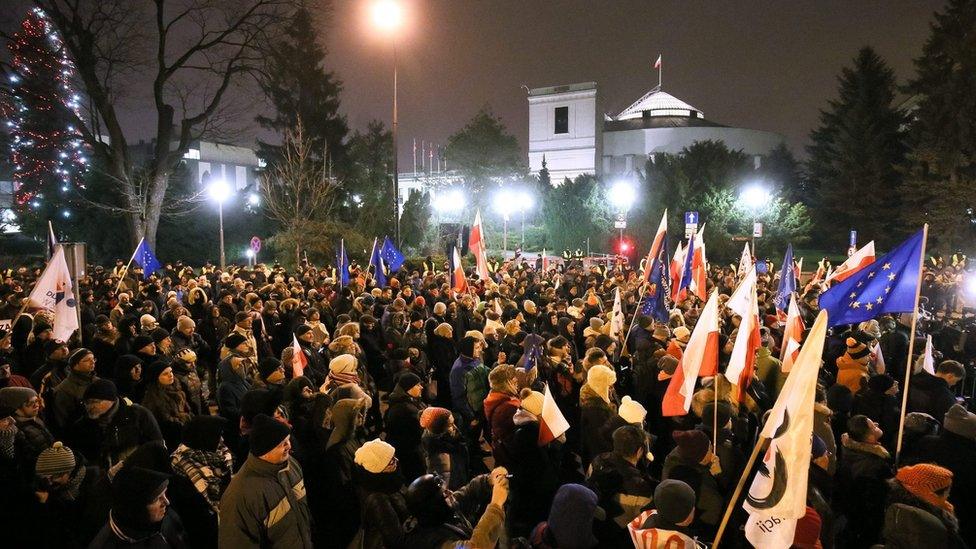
[918,334,935,375]
[690,229,707,301]
[826,241,875,283]
[654,54,662,70]
[538,383,570,446]
[470,210,490,281]
[662,289,720,416]
[794,257,804,281]
[452,247,468,293]
[779,294,806,373]
[670,242,685,301]
[737,242,752,278]
[726,267,762,397]
[642,210,668,284]
[542,249,549,273]
[290,334,308,378]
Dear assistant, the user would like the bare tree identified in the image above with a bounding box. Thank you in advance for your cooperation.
[23,0,290,249]
[261,120,342,265]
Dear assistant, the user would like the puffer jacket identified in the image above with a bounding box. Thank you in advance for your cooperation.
[882,480,966,549]
[483,390,520,467]
[67,398,163,469]
[579,384,616,465]
[218,454,312,548]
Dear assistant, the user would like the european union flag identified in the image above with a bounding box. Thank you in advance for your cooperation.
[642,232,671,322]
[775,244,796,312]
[380,236,405,272]
[819,229,925,327]
[369,238,387,288]
[133,239,162,279]
[336,239,350,287]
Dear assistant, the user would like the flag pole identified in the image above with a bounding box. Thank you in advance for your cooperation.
[114,238,144,294]
[712,435,769,549]
[895,224,929,465]
[713,378,719,451]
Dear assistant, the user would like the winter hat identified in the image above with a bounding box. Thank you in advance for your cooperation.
[174,347,197,364]
[489,364,517,392]
[858,320,882,340]
[653,479,696,524]
[150,327,170,345]
[867,374,896,394]
[673,429,710,464]
[32,322,52,336]
[825,384,853,414]
[673,326,691,344]
[903,412,939,437]
[354,438,396,473]
[182,415,228,452]
[792,506,823,549]
[652,324,671,341]
[0,387,36,412]
[83,379,118,401]
[658,354,679,375]
[433,302,447,315]
[896,464,954,512]
[618,396,647,425]
[124,441,172,474]
[397,372,422,392]
[586,364,616,402]
[702,400,735,430]
[588,317,604,331]
[249,413,291,457]
[419,407,452,434]
[139,314,158,331]
[112,466,169,528]
[176,316,195,332]
[523,300,537,315]
[258,358,283,380]
[35,441,76,476]
[943,404,976,441]
[294,324,312,338]
[223,333,247,350]
[240,389,280,423]
[519,388,544,417]
[845,337,871,363]
[145,360,172,385]
[68,348,93,368]
[132,335,154,353]
[547,484,604,549]
[329,354,357,375]
[811,434,827,459]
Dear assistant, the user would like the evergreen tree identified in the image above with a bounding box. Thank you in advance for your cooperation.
[540,174,613,252]
[1,8,89,238]
[399,190,431,251]
[805,47,906,248]
[901,0,976,252]
[256,1,348,170]
[445,107,525,203]
[762,143,806,203]
[346,121,395,239]
[537,155,552,187]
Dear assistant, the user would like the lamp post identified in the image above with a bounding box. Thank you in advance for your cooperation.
[609,180,636,253]
[208,179,232,270]
[517,191,534,247]
[739,184,771,257]
[371,0,404,246]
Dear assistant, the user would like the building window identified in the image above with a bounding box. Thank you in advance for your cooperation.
[554,106,569,134]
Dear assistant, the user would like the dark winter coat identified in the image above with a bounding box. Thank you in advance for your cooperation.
[89,510,188,549]
[422,428,469,490]
[67,398,163,468]
[355,469,410,549]
[215,356,251,425]
[907,373,958,423]
[588,452,657,546]
[383,385,427,481]
[426,333,457,408]
[483,390,520,468]
[52,369,97,432]
[912,429,976,544]
[507,413,562,539]
[835,436,894,547]
[579,384,616,466]
[882,480,966,549]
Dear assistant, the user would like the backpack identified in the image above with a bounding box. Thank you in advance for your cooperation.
[463,364,490,413]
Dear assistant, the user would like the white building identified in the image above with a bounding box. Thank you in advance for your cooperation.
[528,83,785,181]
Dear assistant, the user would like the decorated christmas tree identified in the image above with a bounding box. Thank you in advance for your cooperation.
[2,8,88,236]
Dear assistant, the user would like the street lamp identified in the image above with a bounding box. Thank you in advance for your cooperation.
[371,0,404,246]
[516,191,534,247]
[609,180,636,251]
[739,183,771,257]
[208,179,232,270]
[245,248,256,267]
[492,190,513,256]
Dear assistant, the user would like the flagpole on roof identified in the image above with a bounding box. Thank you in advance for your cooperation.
[895,223,929,465]
[115,237,145,294]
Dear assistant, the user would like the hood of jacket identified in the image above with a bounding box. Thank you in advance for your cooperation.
[483,391,519,421]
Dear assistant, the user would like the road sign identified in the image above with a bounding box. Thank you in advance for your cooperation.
[614,220,627,229]
[684,211,699,239]
[250,236,261,253]
[753,222,764,238]
[849,229,857,248]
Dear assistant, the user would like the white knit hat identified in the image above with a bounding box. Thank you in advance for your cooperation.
[354,438,395,473]
[520,390,544,416]
[329,354,357,375]
[140,314,158,330]
[618,396,647,425]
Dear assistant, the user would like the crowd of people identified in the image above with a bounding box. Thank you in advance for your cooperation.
[0,252,973,548]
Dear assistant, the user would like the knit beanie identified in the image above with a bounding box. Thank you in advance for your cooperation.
[867,374,895,394]
[619,396,647,425]
[653,479,696,524]
[519,388,544,417]
[258,358,283,380]
[586,364,616,403]
[825,384,853,414]
[0,386,36,412]
[68,348,93,368]
[811,434,827,459]
[174,347,197,364]
[792,506,823,549]
[943,404,976,441]
[35,441,76,476]
[176,316,195,332]
[354,438,396,473]
[249,414,291,457]
[701,400,735,430]
[658,354,679,375]
[589,317,604,331]
[397,372,422,392]
[845,337,870,363]
[488,364,517,392]
[652,324,671,341]
[151,327,170,345]
[132,334,154,353]
[145,359,172,385]
[240,389,280,423]
[83,379,118,401]
[33,322,52,336]
[673,326,691,344]
[223,333,247,350]
[294,324,312,338]
[182,415,228,452]
[140,314,157,331]
[896,464,954,513]
[329,354,357,375]
[112,466,169,529]
[547,484,603,549]
[420,407,452,434]
[673,429,710,464]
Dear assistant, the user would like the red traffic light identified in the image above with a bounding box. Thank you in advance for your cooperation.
[619,241,630,253]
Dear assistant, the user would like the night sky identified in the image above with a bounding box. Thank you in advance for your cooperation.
[325,0,944,162]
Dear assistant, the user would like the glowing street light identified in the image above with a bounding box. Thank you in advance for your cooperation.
[371,0,403,31]
[247,192,260,207]
[739,183,772,256]
[609,180,637,213]
[370,0,404,246]
[208,179,233,270]
[433,188,466,213]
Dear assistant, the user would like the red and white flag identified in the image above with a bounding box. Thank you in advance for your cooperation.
[452,247,467,294]
[744,310,828,549]
[726,268,762,397]
[642,209,668,284]
[662,289,720,416]
[737,242,752,278]
[669,242,685,301]
[542,248,549,273]
[654,54,662,69]
[690,229,707,301]
[918,334,935,375]
[290,334,308,378]
[779,294,806,373]
[538,383,570,446]
[826,241,875,283]
[470,210,490,281]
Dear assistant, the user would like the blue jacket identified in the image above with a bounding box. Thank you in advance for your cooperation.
[217,356,251,420]
[449,355,480,422]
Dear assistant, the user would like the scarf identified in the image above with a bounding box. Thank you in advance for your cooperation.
[171,442,233,512]
[57,464,87,502]
[327,370,360,388]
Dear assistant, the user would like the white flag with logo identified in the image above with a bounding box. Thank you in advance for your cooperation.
[27,246,79,342]
[610,287,625,341]
[744,309,828,549]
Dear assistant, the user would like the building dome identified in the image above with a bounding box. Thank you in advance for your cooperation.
[615,88,704,120]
